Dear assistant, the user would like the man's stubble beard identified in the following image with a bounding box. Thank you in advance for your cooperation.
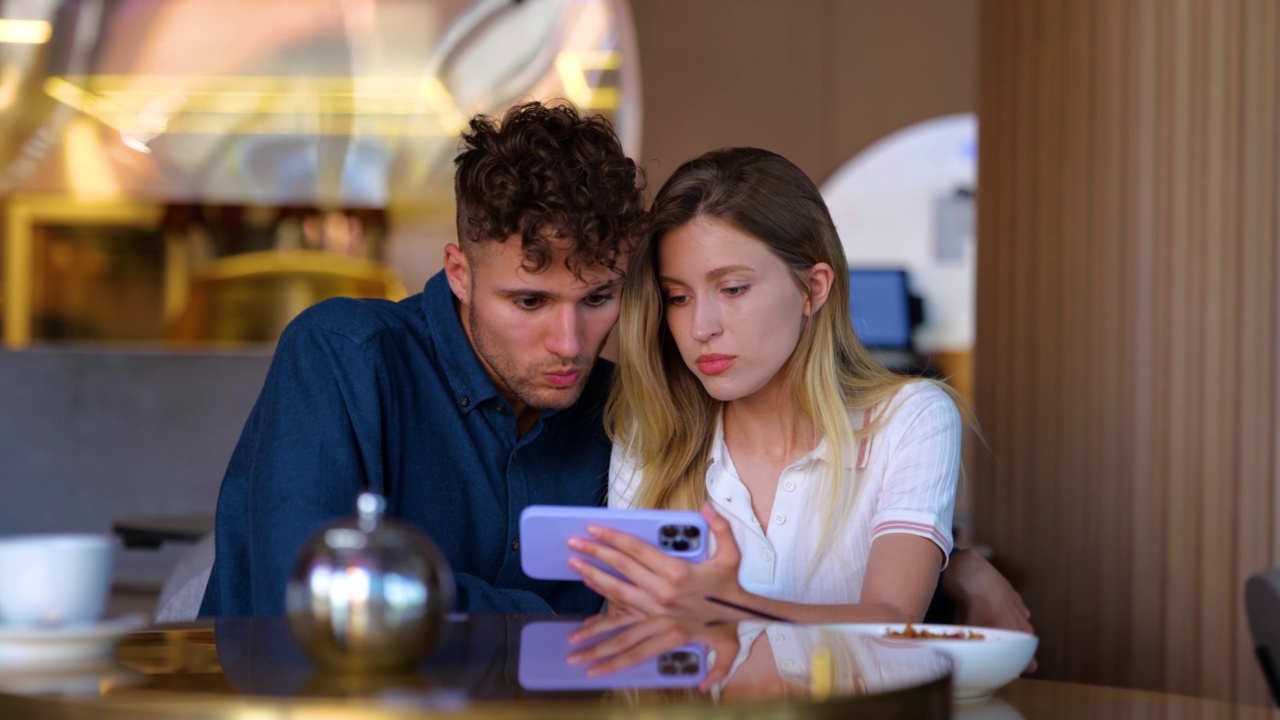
[468,303,596,411]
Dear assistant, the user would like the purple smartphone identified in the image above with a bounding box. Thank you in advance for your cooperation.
[519,505,709,581]
[517,620,708,691]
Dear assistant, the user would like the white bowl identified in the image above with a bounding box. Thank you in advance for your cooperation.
[835,623,1037,700]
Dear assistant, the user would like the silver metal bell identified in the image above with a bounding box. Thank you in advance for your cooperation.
[286,492,455,672]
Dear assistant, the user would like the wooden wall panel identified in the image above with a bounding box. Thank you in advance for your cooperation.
[632,0,978,188]
[975,0,1280,705]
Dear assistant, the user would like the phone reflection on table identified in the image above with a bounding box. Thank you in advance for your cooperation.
[515,617,953,703]
[517,620,709,691]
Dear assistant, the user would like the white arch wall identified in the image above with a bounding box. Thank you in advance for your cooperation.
[821,114,976,353]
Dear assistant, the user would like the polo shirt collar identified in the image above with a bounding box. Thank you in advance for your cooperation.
[421,271,503,414]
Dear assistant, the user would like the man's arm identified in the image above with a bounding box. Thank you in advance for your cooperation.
[454,578,564,614]
[199,306,595,617]
[200,318,374,617]
[942,548,1034,633]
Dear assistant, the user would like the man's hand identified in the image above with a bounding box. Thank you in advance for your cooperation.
[944,547,1036,672]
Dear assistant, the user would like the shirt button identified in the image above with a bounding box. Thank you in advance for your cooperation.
[460,396,470,407]
[762,550,773,561]
[784,480,797,492]
[774,514,786,525]
[512,539,519,551]
[782,659,796,669]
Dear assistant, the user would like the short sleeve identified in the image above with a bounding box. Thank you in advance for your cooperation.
[608,441,644,509]
[867,382,961,566]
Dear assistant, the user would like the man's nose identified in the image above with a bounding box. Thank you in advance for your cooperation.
[544,305,583,359]
[690,299,722,343]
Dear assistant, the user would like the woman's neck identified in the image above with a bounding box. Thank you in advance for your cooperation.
[722,388,820,466]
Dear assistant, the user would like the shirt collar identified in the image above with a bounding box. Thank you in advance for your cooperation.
[421,271,503,414]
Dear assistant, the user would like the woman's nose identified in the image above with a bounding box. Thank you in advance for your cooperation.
[690,301,722,343]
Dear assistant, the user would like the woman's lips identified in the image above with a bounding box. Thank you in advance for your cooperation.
[544,370,582,388]
[696,354,736,375]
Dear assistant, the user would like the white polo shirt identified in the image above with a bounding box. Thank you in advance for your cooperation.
[609,380,960,604]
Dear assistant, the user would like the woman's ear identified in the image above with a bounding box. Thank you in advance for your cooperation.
[802,262,836,317]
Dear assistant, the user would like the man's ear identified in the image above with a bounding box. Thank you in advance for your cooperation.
[443,243,471,304]
[803,262,836,317]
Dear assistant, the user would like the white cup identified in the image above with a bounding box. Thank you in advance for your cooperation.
[0,534,114,628]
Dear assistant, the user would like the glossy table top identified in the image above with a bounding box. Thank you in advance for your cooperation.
[0,616,953,719]
[2,616,1276,719]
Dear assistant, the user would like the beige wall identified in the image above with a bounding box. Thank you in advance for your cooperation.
[975,0,1279,706]
[632,0,978,190]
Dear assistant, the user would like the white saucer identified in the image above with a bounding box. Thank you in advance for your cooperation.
[0,659,144,697]
[0,614,148,669]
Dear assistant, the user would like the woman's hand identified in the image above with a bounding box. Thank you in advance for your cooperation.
[566,503,755,622]
[565,616,741,693]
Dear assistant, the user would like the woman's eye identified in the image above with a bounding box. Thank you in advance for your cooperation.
[665,294,689,306]
[723,285,749,297]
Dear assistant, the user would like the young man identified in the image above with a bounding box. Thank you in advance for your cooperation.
[200,102,645,616]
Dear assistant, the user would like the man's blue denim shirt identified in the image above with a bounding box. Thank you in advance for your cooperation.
[200,271,610,617]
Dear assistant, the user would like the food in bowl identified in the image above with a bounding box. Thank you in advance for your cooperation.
[885,623,985,640]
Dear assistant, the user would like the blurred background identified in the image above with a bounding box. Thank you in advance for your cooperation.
[0,0,974,352]
[0,0,1276,710]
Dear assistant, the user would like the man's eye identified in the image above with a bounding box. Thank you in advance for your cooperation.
[584,293,615,308]
[515,297,545,310]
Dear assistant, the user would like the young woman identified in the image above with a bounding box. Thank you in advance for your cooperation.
[566,147,974,625]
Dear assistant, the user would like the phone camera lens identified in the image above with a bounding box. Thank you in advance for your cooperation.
[672,539,690,552]
[683,526,700,539]
[661,525,679,538]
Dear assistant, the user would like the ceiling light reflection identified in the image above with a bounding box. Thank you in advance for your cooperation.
[43,74,472,137]
[554,50,620,110]
[63,118,120,199]
[0,64,22,111]
[0,19,51,44]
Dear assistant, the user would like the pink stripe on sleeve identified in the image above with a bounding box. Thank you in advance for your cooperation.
[872,520,953,554]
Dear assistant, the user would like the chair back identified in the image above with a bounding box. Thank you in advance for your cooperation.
[1246,568,1280,706]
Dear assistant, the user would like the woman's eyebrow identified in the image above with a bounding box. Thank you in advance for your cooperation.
[658,265,755,285]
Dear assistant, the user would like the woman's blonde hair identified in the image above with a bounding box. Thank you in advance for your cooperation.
[606,148,966,538]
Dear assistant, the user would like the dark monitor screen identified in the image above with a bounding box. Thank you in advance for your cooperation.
[849,269,912,350]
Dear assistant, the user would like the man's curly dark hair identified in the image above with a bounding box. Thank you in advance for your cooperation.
[453,102,645,278]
